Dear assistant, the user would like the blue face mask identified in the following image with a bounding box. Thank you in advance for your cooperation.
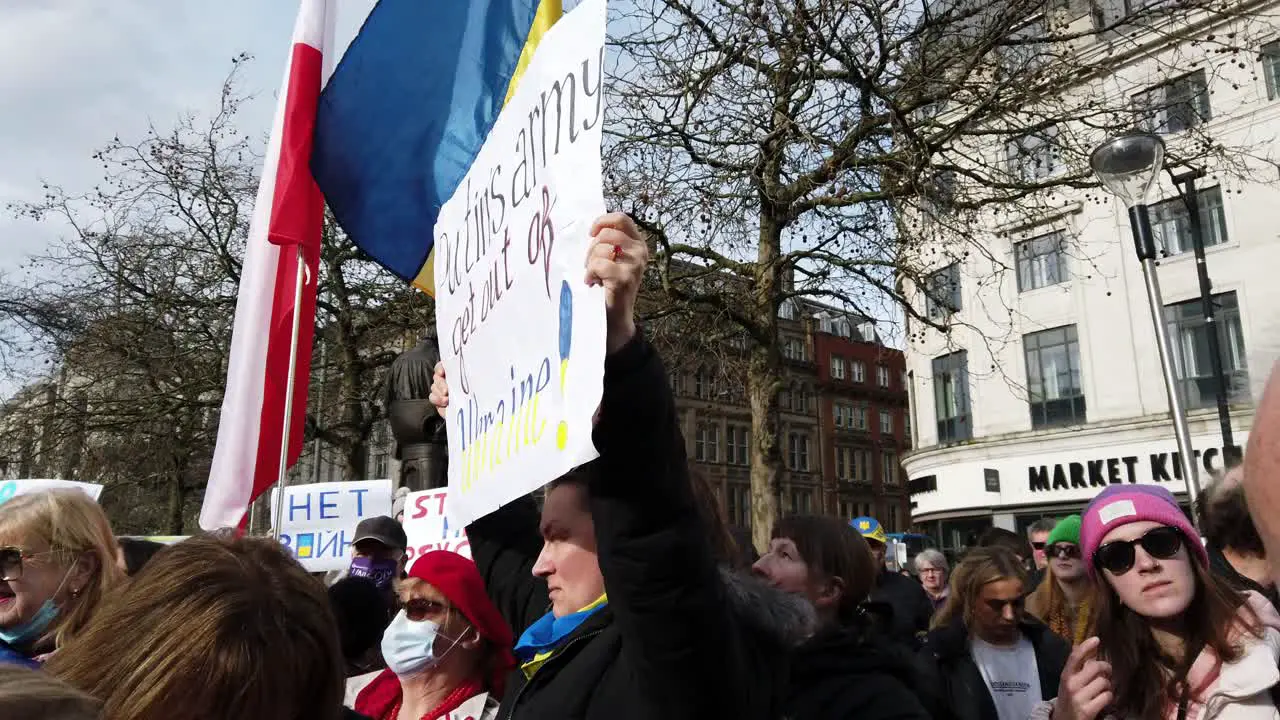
[380,609,463,677]
[0,564,73,649]
[0,598,60,648]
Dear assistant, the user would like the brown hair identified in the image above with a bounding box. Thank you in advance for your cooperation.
[0,664,100,720]
[1197,468,1264,556]
[772,515,876,626]
[1093,546,1255,720]
[0,489,124,650]
[1026,565,1094,645]
[933,546,1027,630]
[49,534,344,720]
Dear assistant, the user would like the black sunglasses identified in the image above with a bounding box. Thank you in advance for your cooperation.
[403,597,453,622]
[1031,541,1046,550]
[0,546,63,582]
[1094,526,1184,576]
[1049,544,1081,560]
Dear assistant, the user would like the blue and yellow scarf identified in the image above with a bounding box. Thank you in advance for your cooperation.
[514,594,608,678]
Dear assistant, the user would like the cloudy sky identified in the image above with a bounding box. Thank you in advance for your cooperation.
[0,1,375,273]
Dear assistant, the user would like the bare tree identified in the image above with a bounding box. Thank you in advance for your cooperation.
[0,59,431,533]
[606,0,1277,547]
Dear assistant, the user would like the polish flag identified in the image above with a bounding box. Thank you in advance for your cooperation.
[200,0,335,531]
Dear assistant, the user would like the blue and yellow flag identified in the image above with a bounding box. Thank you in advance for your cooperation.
[312,0,563,295]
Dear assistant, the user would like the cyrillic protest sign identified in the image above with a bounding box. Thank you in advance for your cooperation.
[270,480,392,572]
[434,0,608,526]
[0,479,103,505]
[402,489,471,561]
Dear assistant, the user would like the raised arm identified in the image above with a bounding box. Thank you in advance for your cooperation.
[585,213,754,718]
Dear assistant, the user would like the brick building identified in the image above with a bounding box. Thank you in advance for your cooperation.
[670,299,911,537]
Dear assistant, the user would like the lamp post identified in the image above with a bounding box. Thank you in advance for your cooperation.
[1090,134,1201,511]
[1168,167,1238,467]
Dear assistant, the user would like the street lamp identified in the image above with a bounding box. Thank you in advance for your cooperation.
[1090,133,1201,511]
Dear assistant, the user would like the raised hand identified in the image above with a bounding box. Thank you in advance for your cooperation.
[428,361,449,417]
[1054,637,1113,720]
[584,212,649,355]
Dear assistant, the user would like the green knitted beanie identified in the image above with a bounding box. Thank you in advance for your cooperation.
[1046,514,1082,547]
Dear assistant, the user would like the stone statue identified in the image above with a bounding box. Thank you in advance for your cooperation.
[382,331,448,491]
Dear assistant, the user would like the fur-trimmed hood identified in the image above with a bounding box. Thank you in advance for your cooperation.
[720,567,816,650]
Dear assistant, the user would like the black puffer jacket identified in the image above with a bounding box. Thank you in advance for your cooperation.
[916,617,1070,720]
[468,333,813,720]
[785,621,931,720]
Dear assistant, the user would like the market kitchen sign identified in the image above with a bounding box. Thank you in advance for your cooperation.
[1027,443,1242,493]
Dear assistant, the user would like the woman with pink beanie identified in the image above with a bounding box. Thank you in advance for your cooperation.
[1033,485,1280,720]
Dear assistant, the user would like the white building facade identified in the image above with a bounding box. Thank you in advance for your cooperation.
[903,6,1280,555]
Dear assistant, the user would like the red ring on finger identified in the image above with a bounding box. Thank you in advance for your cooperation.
[610,244,622,262]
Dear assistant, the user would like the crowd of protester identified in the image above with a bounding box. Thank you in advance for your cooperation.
[3,211,1280,720]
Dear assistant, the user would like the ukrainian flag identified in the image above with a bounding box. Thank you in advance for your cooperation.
[312,0,563,295]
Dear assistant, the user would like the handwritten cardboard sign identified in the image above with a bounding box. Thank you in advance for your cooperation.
[270,480,393,572]
[433,0,608,526]
[402,489,471,561]
[0,479,103,505]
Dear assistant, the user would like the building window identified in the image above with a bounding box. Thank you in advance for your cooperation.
[834,404,853,428]
[839,498,856,519]
[1016,231,1069,292]
[783,337,807,362]
[727,483,751,529]
[836,447,851,480]
[1165,291,1250,409]
[905,410,912,443]
[726,425,750,465]
[668,371,684,396]
[695,423,720,462]
[831,355,846,380]
[854,406,868,431]
[855,449,871,483]
[887,504,901,532]
[694,369,710,399]
[788,433,810,471]
[1135,70,1211,135]
[779,299,798,321]
[852,361,866,383]
[882,451,900,486]
[877,366,890,388]
[1024,325,1087,429]
[1264,41,1280,101]
[788,488,814,515]
[933,351,971,442]
[1148,186,1228,256]
[795,386,810,414]
[879,410,894,435]
[1005,126,1062,182]
[926,264,961,320]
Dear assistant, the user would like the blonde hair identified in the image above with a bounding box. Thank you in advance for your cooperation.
[932,546,1027,630]
[1026,565,1094,645]
[0,489,124,649]
[49,534,344,720]
[0,664,100,719]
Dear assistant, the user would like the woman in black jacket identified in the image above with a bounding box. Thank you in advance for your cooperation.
[431,213,808,720]
[753,514,931,720]
[917,546,1070,720]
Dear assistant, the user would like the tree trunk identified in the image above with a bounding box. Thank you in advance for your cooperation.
[748,215,785,553]
[166,459,187,535]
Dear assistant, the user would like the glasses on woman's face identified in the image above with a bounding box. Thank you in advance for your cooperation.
[403,597,452,623]
[1031,541,1046,551]
[1049,544,1081,560]
[1095,526,1184,576]
[984,596,1025,614]
[0,546,62,582]
[919,567,944,575]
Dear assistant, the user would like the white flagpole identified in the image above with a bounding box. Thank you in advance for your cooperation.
[271,255,310,540]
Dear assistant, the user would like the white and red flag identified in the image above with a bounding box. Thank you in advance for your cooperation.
[200,0,335,531]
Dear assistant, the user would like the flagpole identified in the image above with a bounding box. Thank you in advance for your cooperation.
[271,252,309,541]
[247,497,259,535]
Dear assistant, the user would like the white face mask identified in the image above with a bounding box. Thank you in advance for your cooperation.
[380,609,463,677]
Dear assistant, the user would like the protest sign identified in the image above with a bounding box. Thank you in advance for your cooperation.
[0,479,103,506]
[402,489,471,561]
[433,0,608,526]
[270,480,392,572]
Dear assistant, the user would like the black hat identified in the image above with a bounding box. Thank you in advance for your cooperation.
[351,516,408,551]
